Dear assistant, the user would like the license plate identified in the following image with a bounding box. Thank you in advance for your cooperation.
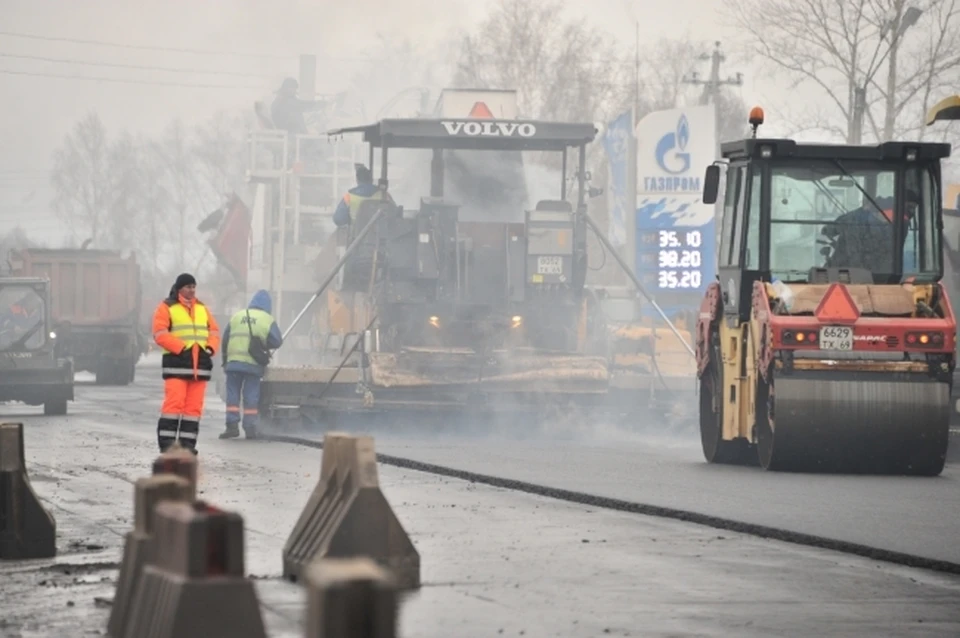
[537,256,563,275]
[819,326,853,350]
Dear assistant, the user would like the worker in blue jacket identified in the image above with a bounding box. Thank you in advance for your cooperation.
[333,164,393,227]
[218,290,283,440]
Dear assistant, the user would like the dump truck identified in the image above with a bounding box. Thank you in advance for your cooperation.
[8,247,145,385]
[696,106,955,476]
[0,276,74,415]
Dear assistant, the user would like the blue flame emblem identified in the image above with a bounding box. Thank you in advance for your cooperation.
[654,114,692,175]
[677,115,689,151]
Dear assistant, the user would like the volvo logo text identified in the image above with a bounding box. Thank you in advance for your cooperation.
[441,121,537,137]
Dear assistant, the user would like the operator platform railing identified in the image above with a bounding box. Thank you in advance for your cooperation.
[246,129,289,182]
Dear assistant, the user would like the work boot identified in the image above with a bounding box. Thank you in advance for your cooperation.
[244,426,259,440]
[219,424,240,439]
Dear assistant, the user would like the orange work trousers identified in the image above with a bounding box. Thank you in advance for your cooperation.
[157,377,207,452]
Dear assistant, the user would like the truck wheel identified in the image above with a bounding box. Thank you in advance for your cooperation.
[44,399,68,416]
[114,360,135,386]
[95,360,114,385]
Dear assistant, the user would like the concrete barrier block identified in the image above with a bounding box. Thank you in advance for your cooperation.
[305,558,398,638]
[0,422,56,559]
[152,444,198,500]
[282,432,420,589]
[121,500,267,638]
[106,474,192,638]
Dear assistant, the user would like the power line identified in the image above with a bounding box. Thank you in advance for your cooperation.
[0,52,279,78]
[0,30,375,63]
[0,30,290,60]
[0,68,260,90]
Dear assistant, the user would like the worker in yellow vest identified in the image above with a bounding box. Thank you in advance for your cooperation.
[218,289,283,440]
[332,164,393,227]
[151,273,220,454]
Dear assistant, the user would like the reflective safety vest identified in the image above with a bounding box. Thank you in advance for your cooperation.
[226,308,273,366]
[162,302,211,354]
[159,300,213,380]
[346,188,384,217]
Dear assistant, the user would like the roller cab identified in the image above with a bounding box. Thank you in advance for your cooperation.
[697,108,955,475]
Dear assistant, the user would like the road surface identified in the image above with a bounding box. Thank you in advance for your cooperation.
[1,358,959,636]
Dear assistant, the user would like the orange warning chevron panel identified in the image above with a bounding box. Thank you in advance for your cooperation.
[814,283,861,324]
[468,101,494,118]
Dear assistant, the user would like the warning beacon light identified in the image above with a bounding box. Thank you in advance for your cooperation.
[749,106,764,138]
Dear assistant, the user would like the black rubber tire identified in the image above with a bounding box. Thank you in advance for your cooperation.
[95,359,116,385]
[700,332,755,465]
[115,359,135,386]
[756,375,778,471]
[44,399,67,416]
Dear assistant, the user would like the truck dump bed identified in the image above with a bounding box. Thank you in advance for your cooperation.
[8,248,144,384]
[10,249,141,325]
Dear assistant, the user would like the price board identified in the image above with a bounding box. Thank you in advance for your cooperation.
[636,228,711,293]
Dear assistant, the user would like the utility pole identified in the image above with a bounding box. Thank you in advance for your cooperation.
[682,41,744,108]
[851,5,923,144]
[680,41,743,261]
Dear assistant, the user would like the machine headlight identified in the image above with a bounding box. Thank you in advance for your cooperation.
[511,315,523,328]
[49,331,57,340]
[428,315,440,328]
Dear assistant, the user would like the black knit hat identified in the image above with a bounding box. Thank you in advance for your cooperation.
[173,273,196,291]
[355,164,372,183]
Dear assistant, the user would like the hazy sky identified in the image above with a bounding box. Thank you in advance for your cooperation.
[0,0,846,242]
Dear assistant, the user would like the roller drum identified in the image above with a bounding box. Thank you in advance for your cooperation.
[763,371,951,475]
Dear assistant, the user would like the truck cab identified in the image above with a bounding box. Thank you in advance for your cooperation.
[0,277,74,415]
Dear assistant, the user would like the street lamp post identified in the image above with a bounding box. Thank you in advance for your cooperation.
[850,5,923,144]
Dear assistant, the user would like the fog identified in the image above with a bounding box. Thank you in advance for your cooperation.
[2,0,956,450]
[0,0,773,243]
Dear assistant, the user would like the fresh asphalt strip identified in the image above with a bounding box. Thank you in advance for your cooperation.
[261,433,960,577]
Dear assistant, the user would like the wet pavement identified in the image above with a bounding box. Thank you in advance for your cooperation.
[363,434,960,566]
[2,360,960,637]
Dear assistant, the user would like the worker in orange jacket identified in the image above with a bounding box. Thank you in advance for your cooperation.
[151,273,220,454]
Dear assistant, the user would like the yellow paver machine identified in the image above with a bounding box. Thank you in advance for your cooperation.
[256,112,699,428]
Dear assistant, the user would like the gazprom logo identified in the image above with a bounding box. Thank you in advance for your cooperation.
[645,114,700,193]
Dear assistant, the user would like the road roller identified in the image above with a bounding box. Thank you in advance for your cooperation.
[696,106,955,475]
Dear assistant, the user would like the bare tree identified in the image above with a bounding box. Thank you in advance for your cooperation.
[150,119,206,270]
[192,110,248,199]
[348,34,455,120]
[454,0,623,123]
[133,138,173,282]
[722,0,960,143]
[50,113,111,246]
[104,131,146,251]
